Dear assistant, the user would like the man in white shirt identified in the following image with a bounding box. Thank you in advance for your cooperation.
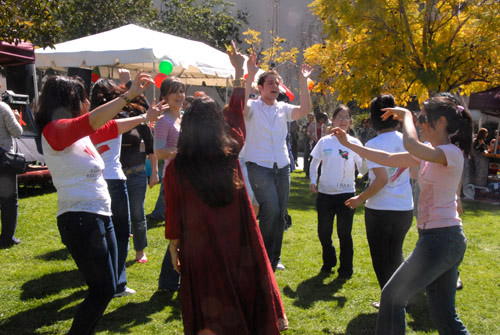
[243,54,312,270]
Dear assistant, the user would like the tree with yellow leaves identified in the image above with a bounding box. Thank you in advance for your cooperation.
[305,0,500,107]
[242,28,299,71]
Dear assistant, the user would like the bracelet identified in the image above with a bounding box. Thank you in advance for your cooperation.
[120,93,132,104]
[232,78,245,88]
[140,113,148,125]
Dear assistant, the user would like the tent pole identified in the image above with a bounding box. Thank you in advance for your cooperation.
[153,62,156,100]
[225,78,229,104]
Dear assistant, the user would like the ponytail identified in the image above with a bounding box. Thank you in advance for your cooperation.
[450,108,473,156]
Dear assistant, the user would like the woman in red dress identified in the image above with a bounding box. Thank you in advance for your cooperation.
[164,43,287,335]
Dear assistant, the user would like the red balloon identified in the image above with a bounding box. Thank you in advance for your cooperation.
[154,73,168,88]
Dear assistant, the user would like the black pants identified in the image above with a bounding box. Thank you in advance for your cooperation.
[365,207,413,289]
[0,169,18,245]
[316,192,355,276]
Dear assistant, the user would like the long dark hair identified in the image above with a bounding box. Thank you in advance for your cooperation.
[90,78,124,110]
[422,96,473,155]
[36,75,87,131]
[175,97,243,207]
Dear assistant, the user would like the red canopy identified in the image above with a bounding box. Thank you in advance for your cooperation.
[0,41,35,66]
[468,86,500,116]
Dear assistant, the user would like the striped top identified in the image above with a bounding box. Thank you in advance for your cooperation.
[153,112,181,169]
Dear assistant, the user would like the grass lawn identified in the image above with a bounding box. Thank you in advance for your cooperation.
[1,170,500,334]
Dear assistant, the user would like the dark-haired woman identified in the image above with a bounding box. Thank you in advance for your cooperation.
[154,76,185,292]
[346,95,414,300]
[309,105,364,278]
[333,96,471,335]
[164,44,287,335]
[36,73,162,335]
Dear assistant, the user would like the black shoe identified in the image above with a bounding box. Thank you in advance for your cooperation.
[320,265,332,274]
[0,237,21,249]
[338,271,352,280]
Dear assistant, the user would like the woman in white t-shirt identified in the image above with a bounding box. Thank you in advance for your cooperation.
[309,105,364,278]
[346,95,414,300]
[333,96,472,335]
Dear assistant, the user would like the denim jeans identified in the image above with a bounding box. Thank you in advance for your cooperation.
[158,242,180,291]
[0,169,18,244]
[58,212,118,335]
[365,208,413,289]
[106,179,130,293]
[376,225,469,335]
[246,162,290,270]
[316,192,355,276]
[126,170,148,251]
[149,180,165,221]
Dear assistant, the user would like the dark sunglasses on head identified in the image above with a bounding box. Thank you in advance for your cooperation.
[417,114,430,124]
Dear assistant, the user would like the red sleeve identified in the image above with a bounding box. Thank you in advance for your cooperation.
[89,120,119,145]
[42,113,95,151]
[165,162,182,240]
[225,87,246,151]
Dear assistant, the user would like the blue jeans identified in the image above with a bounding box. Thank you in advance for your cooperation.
[149,180,165,221]
[106,179,130,292]
[0,169,18,244]
[316,192,355,277]
[246,162,290,270]
[58,212,118,335]
[376,225,469,335]
[158,242,180,291]
[126,170,148,251]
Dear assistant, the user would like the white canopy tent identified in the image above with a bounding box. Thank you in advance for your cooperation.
[35,24,235,87]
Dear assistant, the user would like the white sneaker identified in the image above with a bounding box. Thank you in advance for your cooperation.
[114,287,136,297]
[276,261,285,271]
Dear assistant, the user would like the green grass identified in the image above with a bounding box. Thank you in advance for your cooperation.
[1,171,500,334]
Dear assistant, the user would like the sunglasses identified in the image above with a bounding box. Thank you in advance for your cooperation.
[417,114,430,124]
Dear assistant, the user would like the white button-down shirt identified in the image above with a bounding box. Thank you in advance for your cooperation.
[244,98,295,169]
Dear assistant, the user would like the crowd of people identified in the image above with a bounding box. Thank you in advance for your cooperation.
[0,39,475,335]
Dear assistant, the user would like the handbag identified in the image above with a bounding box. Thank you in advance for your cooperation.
[0,147,28,174]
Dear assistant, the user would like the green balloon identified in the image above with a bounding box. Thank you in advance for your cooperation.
[159,60,173,75]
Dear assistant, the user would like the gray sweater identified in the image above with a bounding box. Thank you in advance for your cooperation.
[0,101,23,152]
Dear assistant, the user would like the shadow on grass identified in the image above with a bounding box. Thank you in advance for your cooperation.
[21,269,84,300]
[345,312,378,335]
[100,290,181,333]
[283,272,347,309]
[36,248,70,261]
[406,291,435,333]
[18,184,56,198]
[0,290,84,335]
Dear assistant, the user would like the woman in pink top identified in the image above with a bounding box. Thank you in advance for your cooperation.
[333,96,472,335]
[152,76,186,291]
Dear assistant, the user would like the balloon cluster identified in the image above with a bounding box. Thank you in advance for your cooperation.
[154,60,174,88]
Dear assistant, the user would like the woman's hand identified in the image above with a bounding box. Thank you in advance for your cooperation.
[227,40,245,78]
[345,196,363,210]
[148,173,159,189]
[300,63,313,79]
[169,242,181,274]
[310,184,318,194]
[127,71,154,100]
[145,99,168,123]
[331,127,350,147]
[380,107,411,122]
